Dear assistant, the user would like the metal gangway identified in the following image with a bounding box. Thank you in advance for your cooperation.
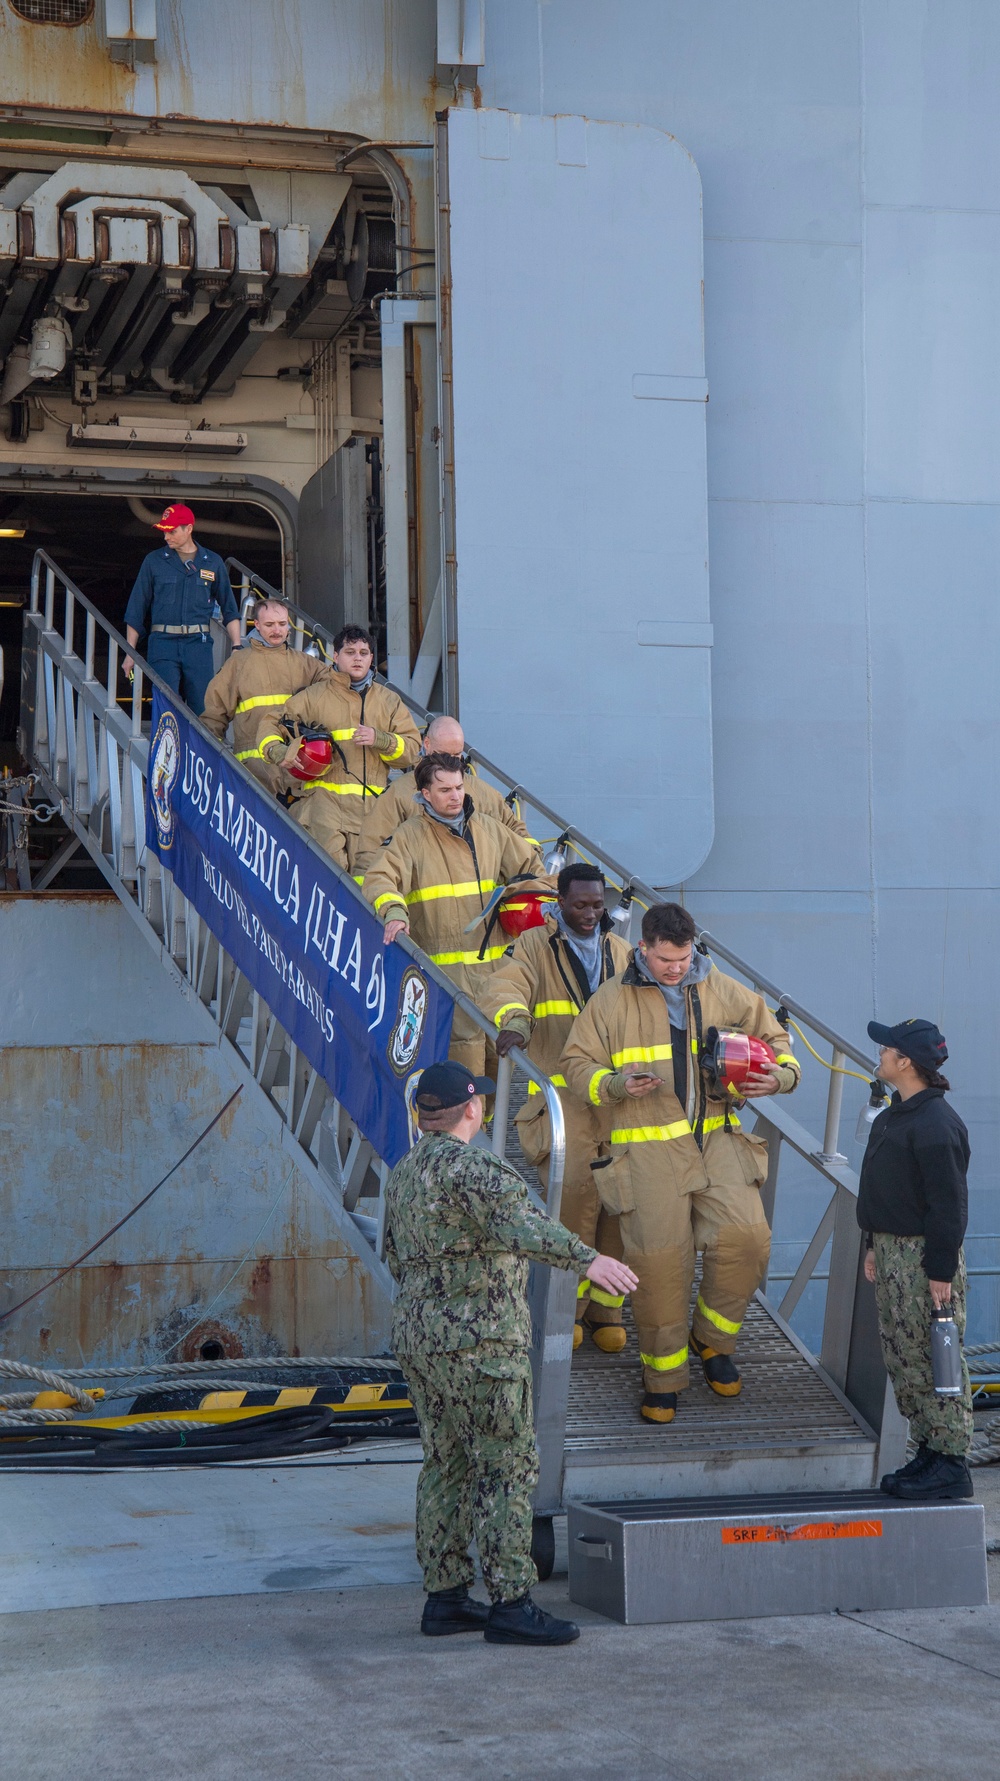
[15,549,904,1535]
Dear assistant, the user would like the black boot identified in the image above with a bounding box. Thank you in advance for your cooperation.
[421,1586,491,1636]
[484,1592,580,1646]
[880,1443,930,1495]
[640,1390,677,1424]
[690,1332,741,1397]
[891,1451,973,1502]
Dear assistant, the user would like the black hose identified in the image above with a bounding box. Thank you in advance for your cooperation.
[0,1405,419,1468]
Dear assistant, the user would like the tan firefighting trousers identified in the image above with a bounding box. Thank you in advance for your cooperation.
[593,1123,771,1391]
[284,785,353,873]
[515,1090,624,1329]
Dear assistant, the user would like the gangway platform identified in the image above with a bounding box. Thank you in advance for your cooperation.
[564,1296,877,1504]
[567,1488,988,1623]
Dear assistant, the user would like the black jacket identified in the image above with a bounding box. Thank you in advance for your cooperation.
[856,1086,969,1281]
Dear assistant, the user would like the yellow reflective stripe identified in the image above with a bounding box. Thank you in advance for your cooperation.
[234,746,265,761]
[258,731,284,752]
[534,999,579,1018]
[588,1067,612,1106]
[691,1038,699,1053]
[696,1294,742,1336]
[611,1044,672,1066]
[373,892,406,913]
[526,1074,566,1095]
[610,1120,691,1143]
[330,728,355,740]
[494,1001,531,1026]
[234,693,290,714]
[405,880,497,906]
[430,945,508,965]
[640,1346,689,1372]
[379,733,406,762]
[774,1052,799,1070]
[702,1113,741,1133]
[589,1287,625,1309]
[576,1279,590,1299]
[312,783,369,796]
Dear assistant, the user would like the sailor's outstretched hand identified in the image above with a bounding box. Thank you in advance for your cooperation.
[586,1255,639,1296]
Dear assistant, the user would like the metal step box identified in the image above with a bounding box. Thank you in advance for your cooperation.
[567,1489,988,1624]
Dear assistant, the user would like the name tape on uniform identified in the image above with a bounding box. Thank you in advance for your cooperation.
[721,1519,883,1546]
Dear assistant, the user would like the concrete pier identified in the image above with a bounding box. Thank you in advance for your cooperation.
[2,1452,999,1780]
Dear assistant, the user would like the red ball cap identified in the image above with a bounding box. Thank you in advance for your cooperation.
[155,503,195,530]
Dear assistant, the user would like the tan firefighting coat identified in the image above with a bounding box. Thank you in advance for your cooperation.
[255,672,421,838]
[200,638,332,791]
[560,955,800,1389]
[481,915,630,1316]
[361,800,552,1069]
[353,765,540,876]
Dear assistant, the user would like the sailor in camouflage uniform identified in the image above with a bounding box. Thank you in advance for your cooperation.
[857,1017,974,1502]
[384,1060,638,1646]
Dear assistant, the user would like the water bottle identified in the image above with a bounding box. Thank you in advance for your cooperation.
[930,1308,963,1396]
[855,1079,890,1144]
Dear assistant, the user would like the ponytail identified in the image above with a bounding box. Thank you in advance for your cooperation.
[913,1064,951,1091]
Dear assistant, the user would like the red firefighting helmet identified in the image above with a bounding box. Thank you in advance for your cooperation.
[288,736,333,781]
[703,1030,776,1099]
[498,891,552,938]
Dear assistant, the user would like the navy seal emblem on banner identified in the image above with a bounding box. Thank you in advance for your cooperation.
[149,710,181,848]
[389,966,428,1075]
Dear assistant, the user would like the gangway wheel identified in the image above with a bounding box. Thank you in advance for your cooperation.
[530,1515,555,1582]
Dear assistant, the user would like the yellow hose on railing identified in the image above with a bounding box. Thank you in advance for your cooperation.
[785,1017,873,1084]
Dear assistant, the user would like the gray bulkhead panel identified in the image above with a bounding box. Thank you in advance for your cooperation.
[440,108,713,884]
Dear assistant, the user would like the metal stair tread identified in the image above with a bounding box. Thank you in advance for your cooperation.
[566,1296,870,1462]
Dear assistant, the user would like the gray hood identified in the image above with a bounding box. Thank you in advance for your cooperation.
[635,944,713,1026]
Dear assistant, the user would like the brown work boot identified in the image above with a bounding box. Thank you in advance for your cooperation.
[590,1324,627,1354]
[640,1390,677,1423]
[572,1322,583,1351]
[690,1331,741,1396]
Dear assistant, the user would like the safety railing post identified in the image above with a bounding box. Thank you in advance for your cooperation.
[817,1047,848,1163]
[819,1183,864,1391]
[491,1051,512,1157]
[751,1114,782,1291]
[521,1072,574,1516]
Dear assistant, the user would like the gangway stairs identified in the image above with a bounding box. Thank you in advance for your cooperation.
[16,550,904,1542]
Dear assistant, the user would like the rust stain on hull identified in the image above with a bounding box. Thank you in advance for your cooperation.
[2,1255,388,1369]
[1,1041,391,1367]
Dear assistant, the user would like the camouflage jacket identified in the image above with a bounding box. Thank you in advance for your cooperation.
[384,1133,596,1355]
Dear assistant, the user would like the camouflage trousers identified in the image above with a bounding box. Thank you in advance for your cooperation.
[873,1233,973,1457]
[400,1342,539,1603]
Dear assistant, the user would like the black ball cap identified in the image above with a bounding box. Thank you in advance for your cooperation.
[414,1059,496,1110]
[867,1017,948,1071]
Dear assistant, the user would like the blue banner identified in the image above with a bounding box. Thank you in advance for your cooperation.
[145,688,454,1167]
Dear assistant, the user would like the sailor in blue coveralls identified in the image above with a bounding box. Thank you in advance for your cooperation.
[123,502,241,714]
